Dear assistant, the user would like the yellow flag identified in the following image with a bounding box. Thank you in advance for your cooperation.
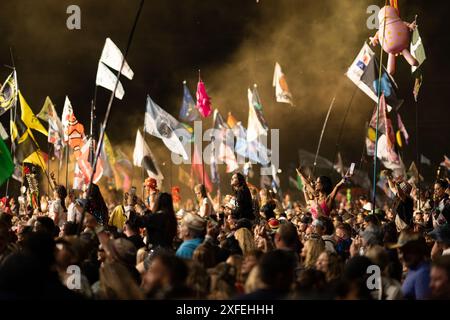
[23,150,47,170]
[227,112,238,129]
[19,91,48,136]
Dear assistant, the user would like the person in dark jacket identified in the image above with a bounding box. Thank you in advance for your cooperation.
[231,173,254,221]
[132,192,177,250]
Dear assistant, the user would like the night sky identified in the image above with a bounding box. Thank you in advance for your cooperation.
[1,0,449,194]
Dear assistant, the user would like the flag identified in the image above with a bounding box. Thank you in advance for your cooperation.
[19,91,48,136]
[179,81,200,122]
[247,85,269,141]
[195,78,212,118]
[76,138,103,185]
[227,112,238,129]
[102,133,117,179]
[271,163,281,195]
[411,27,426,101]
[407,162,423,183]
[23,150,48,171]
[397,113,409,145]
[289,176,303,191]
[411,27,426,74]
[420,154,431,166]
[346,43,403,111]
[133,129,164,180]
[73,162,85,190]
[38,97,65,158]
[0,122,8,140]
[96,62,126,100]
[144,95,189,160]
[298,149,334,170]
[99,38,134,80]
[62,96,85,158]
[213,109,238,173]
[0,137,14,186]
[0,71,17,116]
[233,121,270,165]
[273,62,294,106]
[191,144,213,193]
[440,155,450,171]
[114,149,133,191]
[376,134,403,173]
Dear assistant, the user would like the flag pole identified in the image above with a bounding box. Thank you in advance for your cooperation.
[65,145,69,191]
[47,143,51,194]
[313,96,336,175]
[415,95,421,210]
[371,0,389,214]
[78,0,145,234]
[142,127,146,201]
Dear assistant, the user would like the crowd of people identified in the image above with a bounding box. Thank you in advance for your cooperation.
[0,169,450,300]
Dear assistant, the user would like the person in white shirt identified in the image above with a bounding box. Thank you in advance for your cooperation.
[48,185,68,228]
[194,184,212,218]
[67,189,82,224]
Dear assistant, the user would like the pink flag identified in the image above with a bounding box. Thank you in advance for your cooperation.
[191,144,213,193]
[196,78,212,118]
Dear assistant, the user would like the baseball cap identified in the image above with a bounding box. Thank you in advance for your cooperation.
[183,213,206,232]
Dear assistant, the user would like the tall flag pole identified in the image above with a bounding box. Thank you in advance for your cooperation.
[313,96,335,175]
[371,1,389,213]
[78,0,145,233]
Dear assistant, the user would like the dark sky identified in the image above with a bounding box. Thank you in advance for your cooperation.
[1,0,449,192]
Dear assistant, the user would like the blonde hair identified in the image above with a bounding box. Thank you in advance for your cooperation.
[99,262,144,300]
[244,265,265,293]
[234,228,256,256]
[303,237,325,269]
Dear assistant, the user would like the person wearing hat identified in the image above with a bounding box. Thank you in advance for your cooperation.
[386,174,414,232]
[429,225,450,259]
[176,213,206,259]
[388,231,431,300]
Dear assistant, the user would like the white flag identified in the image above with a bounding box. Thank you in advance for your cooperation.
[144,95,190,160]
[247,86,268,142]
[420,154,431,166]
[100,38,134,80]
[133,129,164,180]
[0,122,8,140]
[61,96,73,142]
[96,62,125,100]
[273,62,293,105]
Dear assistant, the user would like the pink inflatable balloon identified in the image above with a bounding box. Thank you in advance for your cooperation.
[370,5,419,75]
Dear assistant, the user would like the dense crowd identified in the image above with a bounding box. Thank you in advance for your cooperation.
[0,170,450,300]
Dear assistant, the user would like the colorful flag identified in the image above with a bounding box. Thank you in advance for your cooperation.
[397,113,409,146]
[144,95,189,160]
[420,154,431,166]
[0,71,17,116]
[99,38,134,80]
[37,97,65,158]
[195,77,212,118]
[62,96,85,158]
[23,150,48,171]
[76,138,103,185]
[133,129,164,180]
[346,43,403,111]
[0,137,14,186]
[19,91,48,137]
[191,143,213,193]
[179,81,200,122]
[273,62,294,106]
[376,134,403,174]
[226,112,238,129]
[247,85,269,142]
[212,109,238,173]
[114,149,133,191]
